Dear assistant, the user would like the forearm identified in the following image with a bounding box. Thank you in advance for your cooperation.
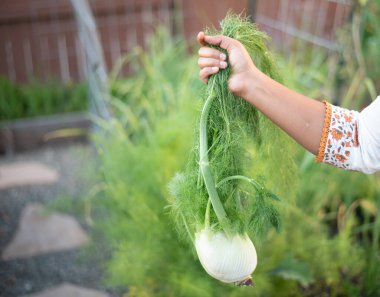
[243,71,325,155]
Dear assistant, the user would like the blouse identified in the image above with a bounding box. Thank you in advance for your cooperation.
[316,96,380,174]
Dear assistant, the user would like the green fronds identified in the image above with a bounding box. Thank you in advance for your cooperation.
[169,13,297,241]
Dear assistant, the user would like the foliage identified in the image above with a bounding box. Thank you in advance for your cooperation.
[295,154,380,296]
[278,51,334,101]
[276,8,380,292]
[169,14,297,245]
[278,1,380,110]
[94,17,380,297]
[330,0,380,108]
[0,77,87,121]
[360,0,380,85]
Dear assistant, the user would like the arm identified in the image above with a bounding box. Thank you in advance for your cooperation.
[197,32,325,155]
[198,32,380,174]
[243,71,325,155]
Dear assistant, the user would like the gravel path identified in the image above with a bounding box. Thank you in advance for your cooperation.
[0,144,122,297]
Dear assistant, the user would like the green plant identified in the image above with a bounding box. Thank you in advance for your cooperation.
[296,154,380,296]
[329,0,380,109]
[276,32,380,296]
[0,77,88,121]
[94,18,380,297]
[97,23,293,296]
[97,27,223,296]
[168,14,297,285]
[361,0,380,86]
[278,50,333,100]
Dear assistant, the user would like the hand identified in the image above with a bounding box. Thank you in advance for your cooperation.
[197,32,259,98]
[197,33,327,157]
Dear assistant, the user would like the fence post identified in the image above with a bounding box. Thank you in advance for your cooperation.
[70,0,111,121]
[249,0,258,21]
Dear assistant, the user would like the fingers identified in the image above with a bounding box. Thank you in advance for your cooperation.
[200,67,219,84]
[198,32,236,52]
[198,47,226,60]
[197,31,206,46]
[197,32,232,84]
[197,47,227,84]
[203,34,237,52]
[198,57,227,69]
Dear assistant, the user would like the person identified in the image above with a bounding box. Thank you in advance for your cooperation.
[197,32,380,174]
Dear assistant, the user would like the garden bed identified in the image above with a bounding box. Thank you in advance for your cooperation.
[0,112,91,155]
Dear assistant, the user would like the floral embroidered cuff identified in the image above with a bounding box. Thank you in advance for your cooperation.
[316,101,359,170]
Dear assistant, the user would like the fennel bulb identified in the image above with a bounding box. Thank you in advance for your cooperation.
[195,228,257,285]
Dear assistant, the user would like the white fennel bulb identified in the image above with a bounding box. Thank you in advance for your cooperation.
[194,228,257,286]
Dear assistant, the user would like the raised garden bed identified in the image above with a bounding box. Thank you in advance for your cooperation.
[0,112,91,155]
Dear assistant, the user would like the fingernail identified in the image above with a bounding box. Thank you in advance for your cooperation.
[220,53,226,60]
[212,66,219,71]
[220,61,227,68]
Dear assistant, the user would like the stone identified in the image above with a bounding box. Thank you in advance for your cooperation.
[0,161,59,190]
[24,283,109,297]
[2,204,89,260]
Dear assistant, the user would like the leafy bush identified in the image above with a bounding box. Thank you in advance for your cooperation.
[0,77,87,121]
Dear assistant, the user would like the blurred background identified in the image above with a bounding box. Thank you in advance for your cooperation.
[0,0,352,82]
[0,0,379,297]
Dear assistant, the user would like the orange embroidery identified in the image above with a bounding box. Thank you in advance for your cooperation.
[319,103,359,170]
[344,114,353,122]
[316,101,332,162]
[332,128,343,140]
[335,154,347,162]
[354,125,359,147]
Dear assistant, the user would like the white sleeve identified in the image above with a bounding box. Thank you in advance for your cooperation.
[316,97,380,174]
[351,96,380,173]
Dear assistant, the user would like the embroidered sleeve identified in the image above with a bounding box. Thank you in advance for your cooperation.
[316,101,332,163]
[316,101,359,170]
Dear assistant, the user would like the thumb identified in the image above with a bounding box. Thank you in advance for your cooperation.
[204,35,237,52]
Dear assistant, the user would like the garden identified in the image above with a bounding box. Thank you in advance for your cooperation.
[0,1,379,297]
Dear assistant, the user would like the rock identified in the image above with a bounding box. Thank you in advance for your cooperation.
[23,283,109,297]
[0,162,59,190]
[2,204,89,260]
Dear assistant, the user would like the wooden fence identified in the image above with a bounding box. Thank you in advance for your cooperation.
[255,0,352,52]
[0,0,352,83]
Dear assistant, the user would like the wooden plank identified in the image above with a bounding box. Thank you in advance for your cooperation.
[0,112,91,154]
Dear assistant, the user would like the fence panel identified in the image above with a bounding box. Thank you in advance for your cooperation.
[0,0,178,82]
[0,0,352,83]
[255,0,352,52]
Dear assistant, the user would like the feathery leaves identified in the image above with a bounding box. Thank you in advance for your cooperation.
[169,13,297,242]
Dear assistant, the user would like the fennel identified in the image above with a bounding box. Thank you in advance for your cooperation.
[169,13,295,285]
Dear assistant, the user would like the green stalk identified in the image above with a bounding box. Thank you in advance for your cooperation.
[216,175,264,191]
[199,87,228,224]
[205,199,211,229]
[180,211,194,243]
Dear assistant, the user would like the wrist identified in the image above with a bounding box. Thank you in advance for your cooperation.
[240,68,266,104]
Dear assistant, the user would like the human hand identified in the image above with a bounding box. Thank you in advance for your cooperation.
[197,31,259,98]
